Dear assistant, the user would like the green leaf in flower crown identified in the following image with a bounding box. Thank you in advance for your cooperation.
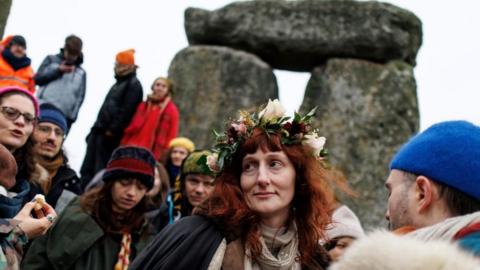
[293,112,301,122]
[217,149,230,170]
[303,107,317,122]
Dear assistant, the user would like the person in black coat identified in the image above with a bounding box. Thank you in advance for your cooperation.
[27,103,81,213]
[80,49,143,189]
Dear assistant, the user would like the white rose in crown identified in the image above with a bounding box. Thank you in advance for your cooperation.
[303,132,326,157]
[259,99,286,122]
[206,153,220,173]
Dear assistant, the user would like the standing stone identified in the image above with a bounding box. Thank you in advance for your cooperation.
[301,58,419,228]
[0,0,12,38]
[168,45,278,148]
[185,0,422,71]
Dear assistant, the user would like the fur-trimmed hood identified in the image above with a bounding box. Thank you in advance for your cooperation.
[330,230,480,270]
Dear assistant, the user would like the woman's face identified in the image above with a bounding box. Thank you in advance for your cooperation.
[152,78,169,99]
[170,146,189,167]
[111,178,147,213]
[240,148,296,227]
[0,94,35,151]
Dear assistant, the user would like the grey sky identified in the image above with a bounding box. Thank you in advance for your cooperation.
[5,0,480,171]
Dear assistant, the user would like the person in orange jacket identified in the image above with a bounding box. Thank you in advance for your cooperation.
[0,35,35,93]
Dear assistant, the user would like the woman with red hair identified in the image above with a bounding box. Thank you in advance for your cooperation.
[131,99,336,270]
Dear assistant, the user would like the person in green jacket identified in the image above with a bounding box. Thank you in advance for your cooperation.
[22,146,157,270]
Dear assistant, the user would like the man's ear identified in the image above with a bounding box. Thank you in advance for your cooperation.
[414,176,435,213]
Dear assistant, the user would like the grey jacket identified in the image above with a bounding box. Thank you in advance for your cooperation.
[35,53,86,122]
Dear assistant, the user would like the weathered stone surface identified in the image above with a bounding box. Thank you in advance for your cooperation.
[168,45,278,148]
[0,0,12,38]
[185,0,422,71]
[300,58,419,228]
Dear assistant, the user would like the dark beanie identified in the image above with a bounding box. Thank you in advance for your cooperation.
[38,103,68,134]
[390,120,480,200]
[103,146,156,190]
[10,35,27,49]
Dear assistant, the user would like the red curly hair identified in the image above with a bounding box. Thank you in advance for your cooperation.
[206,128,336,265]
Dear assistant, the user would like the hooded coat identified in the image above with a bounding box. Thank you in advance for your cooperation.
[22,198,153,270]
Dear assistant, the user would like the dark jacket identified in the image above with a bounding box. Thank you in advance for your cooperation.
[27,165,81,213]
[93,72,143,137]
[22,198,153,270]
[130,215,223,270]
[36,51,86,122]
[130,215,330,270]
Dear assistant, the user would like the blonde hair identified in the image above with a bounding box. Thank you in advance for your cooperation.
[151,77,173,95]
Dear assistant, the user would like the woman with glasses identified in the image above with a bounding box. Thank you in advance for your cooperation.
[0,86,39,217]
[132,100,338,270]
[0,86,57,269]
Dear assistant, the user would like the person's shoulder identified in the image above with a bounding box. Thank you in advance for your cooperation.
[330,230,479,270]
[165,215,212,233]
[57,165,78,178]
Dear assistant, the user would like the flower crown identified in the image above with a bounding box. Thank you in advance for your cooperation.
[203,99,327,174]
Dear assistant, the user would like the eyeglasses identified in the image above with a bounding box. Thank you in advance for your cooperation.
[36,124,65,138]
[0,106,37,125]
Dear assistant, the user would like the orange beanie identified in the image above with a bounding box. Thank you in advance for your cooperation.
[116,49,135,65]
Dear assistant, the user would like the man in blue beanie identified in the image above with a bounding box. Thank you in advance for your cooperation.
[28,103,81,213]
[385,120,480,256]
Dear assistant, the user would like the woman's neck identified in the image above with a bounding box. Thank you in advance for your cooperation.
[260,209,290,229]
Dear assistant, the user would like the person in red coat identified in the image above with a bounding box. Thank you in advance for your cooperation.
[121,77,179,160]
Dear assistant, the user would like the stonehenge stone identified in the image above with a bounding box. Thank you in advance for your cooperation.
[301,58,419,228]
[168,45,278,148]
[0,0,12,38]
[185,0,422,71]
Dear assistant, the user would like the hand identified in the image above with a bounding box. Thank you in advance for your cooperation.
[14,202,57,239]
[59,63,74,73]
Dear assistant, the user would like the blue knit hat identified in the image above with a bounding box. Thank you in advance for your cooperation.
[390,120,480,200]
[103,146,156,190]
[38,103,68,134]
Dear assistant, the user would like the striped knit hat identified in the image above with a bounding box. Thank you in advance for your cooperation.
[103,146,156,190]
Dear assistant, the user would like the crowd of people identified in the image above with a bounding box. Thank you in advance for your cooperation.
[0,33,479,269]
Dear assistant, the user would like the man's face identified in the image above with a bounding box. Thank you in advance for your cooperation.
[385,169,416,230]
[63,50,79,64]
[184,174,215,207]
[32,122,64,159]
[10,44,26,58]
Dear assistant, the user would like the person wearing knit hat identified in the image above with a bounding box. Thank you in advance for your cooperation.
[80,48,143,190]
[35,34,87,132]
[385,120,480,256]
[23,145,156,270]
[162,137,195,187]
[0,86,39,218]
[171,150,215,220]
[0,35,35,92]
[323,205,365,262]
[28,103,81,212]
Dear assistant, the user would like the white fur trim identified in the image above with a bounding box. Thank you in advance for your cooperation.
[330,230,480,270]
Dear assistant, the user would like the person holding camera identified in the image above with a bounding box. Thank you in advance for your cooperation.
[35,34,86,132]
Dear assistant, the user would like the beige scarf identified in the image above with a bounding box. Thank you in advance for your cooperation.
[245,223,301,270]
[407,211,480,241]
